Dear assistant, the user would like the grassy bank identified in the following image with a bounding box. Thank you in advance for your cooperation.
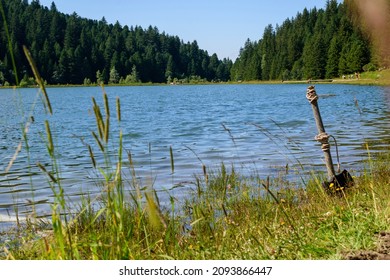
[331,69,390,86]
[2,69,389,89]
[2,108,389,260]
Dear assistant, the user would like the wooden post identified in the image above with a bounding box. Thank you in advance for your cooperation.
[306,86,336,181]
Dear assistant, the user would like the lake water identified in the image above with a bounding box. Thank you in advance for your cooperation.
[0,84,389,226]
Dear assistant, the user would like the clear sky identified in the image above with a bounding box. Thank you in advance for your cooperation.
[37,0,335,60]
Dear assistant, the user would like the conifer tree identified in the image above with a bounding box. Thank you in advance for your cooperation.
[0,0,231,85]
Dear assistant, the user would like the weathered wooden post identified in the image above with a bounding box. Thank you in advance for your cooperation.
[306,85,336,181]
[306,85,354,194]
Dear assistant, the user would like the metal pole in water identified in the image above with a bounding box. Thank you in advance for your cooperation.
[306,85,336,181]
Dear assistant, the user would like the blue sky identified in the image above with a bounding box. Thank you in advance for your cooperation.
[37,0,335,60]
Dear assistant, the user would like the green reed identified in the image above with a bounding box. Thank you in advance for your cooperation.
[23,46,52,115]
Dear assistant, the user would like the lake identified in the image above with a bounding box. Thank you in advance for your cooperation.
[1,84,389,227]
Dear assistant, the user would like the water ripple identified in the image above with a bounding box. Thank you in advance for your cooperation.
[0,84,389,222]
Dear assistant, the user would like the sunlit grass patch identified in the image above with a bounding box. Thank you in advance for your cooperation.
[3,145,390,260]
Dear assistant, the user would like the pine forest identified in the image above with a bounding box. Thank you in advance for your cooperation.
[0,0,384,85]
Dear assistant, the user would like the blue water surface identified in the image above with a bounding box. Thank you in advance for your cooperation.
[0,84,389,225]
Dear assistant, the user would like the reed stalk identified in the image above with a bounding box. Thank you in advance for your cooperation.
[169,146,174,174]
[116,96,121,122]
[23,46,52,115]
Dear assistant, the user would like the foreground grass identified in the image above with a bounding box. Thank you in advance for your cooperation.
[2,149,389,260]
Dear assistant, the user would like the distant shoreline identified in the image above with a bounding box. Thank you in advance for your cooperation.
[1,69,389,89]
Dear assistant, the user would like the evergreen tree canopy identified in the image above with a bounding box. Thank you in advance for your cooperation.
[0,0,232,85]
[231,0,373,81]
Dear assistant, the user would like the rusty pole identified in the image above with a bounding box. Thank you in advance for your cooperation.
[306,86,336,181]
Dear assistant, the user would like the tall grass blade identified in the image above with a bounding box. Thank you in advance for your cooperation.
[203,164,208,184]
[44,120,54,157]
[116,96,121,122]
[5,140,23,173]
[0,2,19,85]
[221,122,236,146]
[104,115,110,144]
[145,192,167,230]
[126,150,136,181]
[36,162,57,183]
[92,97,105,140]
[91,131,105,152]
[102,91,110,144]
[103,91,110,118]
[170,146,174,174]
[87,145,96,168]
[23,46,52,115]
[115,130,123,182]
[262,176,300,240]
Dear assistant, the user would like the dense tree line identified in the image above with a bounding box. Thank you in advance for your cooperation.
[0,0,383,85]
[0,0,232,85]
[231,0,376,81]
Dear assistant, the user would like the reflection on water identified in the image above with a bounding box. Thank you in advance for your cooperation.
[0,84,389,226]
